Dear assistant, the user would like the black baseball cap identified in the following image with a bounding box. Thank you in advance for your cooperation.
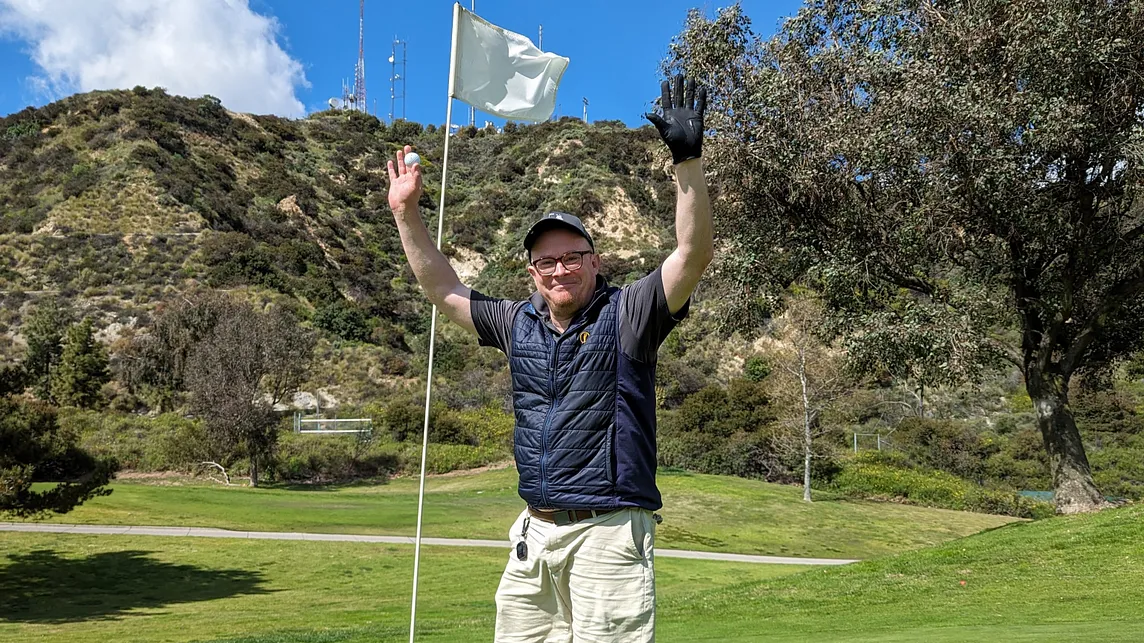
[523,212,595,254]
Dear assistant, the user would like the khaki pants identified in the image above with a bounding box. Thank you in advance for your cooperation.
[494,507,657,643]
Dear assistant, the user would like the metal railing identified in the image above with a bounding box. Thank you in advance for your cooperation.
[293,413,373,435]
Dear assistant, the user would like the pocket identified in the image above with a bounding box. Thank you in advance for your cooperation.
[628,510,648,560]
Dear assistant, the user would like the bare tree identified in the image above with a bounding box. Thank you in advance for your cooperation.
[765,292,850,502]
[183,297,314,487]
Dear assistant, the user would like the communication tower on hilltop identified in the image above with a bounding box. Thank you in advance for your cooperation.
[328,1,369,114]
[354,0,367,114]
[389,38,407,123]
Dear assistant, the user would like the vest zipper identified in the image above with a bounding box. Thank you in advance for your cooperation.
[538,333,560,508]
[534,288,610,509]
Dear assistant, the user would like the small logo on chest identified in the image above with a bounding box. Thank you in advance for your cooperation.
[579,331,590,344]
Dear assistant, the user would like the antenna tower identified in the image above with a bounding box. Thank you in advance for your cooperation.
[354,0,367,114]
[390,38,407,123]
[582,97,589,123]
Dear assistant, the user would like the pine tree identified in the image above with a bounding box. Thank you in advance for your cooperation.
[22,299,73,401]
[50,319,110,409]
[1,396,114,518]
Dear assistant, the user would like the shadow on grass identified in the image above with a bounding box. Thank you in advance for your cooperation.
[657,525,728,548]
[270,476,393,492]
[0,549,271,623]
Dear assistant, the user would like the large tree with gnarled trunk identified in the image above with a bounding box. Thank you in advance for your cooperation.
[669,0,1144,512]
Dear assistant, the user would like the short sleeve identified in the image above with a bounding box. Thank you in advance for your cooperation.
[618,266,690,363]
[470,290,525,357]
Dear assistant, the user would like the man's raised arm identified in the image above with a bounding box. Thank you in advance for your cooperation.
[646,76,714,315]
[387,145,477,335]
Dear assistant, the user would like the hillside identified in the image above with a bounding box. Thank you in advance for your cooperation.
[0,88,679,401]
[4,89,1141,507]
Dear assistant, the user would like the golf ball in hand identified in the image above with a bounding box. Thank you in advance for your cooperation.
[403,152,421,167]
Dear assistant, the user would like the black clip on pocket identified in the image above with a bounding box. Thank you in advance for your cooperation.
[516,516,531,561]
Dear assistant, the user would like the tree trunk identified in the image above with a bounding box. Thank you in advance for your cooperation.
[1025,366,1105,514]
[249,457,259,488]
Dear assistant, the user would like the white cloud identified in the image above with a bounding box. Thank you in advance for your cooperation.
[0,0,309,117]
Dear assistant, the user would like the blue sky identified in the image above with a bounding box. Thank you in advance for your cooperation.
[0,0,802,127]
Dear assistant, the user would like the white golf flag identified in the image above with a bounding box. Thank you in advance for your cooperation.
[449,4,569,122]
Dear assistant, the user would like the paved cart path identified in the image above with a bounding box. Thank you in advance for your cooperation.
[0,522,859,566]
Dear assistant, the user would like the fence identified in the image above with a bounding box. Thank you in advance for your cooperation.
[292,412,373,435]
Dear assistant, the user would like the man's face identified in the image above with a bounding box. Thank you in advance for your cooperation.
[527,228,600,317]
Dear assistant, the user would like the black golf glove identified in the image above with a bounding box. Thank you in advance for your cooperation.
[646,74,706,165]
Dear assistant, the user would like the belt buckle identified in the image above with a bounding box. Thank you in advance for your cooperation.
[552,510,574,526]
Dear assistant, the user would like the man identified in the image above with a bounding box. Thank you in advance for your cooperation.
[387,75,711,642]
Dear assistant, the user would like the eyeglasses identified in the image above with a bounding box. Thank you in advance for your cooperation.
[531,251,594,276]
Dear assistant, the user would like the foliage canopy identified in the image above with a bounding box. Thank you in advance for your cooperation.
[669,0,1144,512]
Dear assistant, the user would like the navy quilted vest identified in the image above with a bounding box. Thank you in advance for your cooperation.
[510,282,662,511]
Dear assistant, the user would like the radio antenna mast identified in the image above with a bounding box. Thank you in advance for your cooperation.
[355,0,367,113]
[390,38,407,123]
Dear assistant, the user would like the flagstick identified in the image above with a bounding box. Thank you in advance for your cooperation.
[409,7,462,642]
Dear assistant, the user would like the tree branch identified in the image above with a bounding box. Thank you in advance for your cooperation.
[198,461,232,486]
[1062,267,1144,374]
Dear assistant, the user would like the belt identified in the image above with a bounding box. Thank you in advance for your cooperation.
[527,506,618,526]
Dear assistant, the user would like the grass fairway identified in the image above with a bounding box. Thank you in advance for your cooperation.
[656,504,1144,642]
[35,467,1017,559]
[2,505,1142,642]
[0,532,804,643]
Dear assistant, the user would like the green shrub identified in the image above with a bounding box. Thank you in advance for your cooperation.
[890,418,998,482]
[61,162,99,198]
[829,454,1052,518]
[429,409,474,446]
[1,363,27,396]
[3,119,40,141]
[1089,445,1144,500]
[313,301,372,343]
[272,432,400,482]
[657,419,807,483]
[657,427,721,472]
[63,409,209,471]
[453,406,514,450]
[744,355,771,382]
[396,441,508,475]
[382,399,423,442]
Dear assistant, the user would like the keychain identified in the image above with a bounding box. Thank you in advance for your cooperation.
[516,516,531,561]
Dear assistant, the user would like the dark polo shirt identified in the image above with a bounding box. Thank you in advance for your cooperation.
[470,266,688,363]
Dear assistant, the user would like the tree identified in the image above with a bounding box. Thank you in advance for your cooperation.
[185,298,314,487]
[0,363,26,397]
[765,291,849,502]
[670,0,1144,513]
[260,306,315,407]
[0,395,115,518]
[50,318,110,409]
[118,292,236,412]
[312,301,371,343]
[22,299,74,401]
